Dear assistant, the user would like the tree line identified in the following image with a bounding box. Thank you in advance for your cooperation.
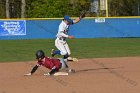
[0,0,140,18]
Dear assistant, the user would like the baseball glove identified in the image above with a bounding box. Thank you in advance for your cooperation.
[79,12,86,19]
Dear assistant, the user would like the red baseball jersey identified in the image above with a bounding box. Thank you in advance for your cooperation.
[37,57,61,70]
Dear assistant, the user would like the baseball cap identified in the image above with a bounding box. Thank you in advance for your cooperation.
[64,15,73,23]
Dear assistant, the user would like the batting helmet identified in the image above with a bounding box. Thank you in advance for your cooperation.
[36,50,45,59]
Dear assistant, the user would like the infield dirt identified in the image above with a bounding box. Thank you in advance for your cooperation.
[0,57,140,93]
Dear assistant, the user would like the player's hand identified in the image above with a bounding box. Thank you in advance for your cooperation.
[24,73,32,76]
[68,69,76,73]
[44,73,50,76]
[68,36,74,39]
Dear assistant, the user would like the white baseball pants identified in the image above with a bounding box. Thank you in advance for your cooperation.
[55,38,71,55]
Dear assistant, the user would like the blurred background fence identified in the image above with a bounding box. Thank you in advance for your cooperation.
[0,18,140,40]
[0,0,140,18]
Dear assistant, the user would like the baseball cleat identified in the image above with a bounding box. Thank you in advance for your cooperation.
[67,57,73,61]
[72,58,78,62]
[67,57,78,62]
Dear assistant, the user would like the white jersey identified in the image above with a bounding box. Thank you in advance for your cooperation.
[55,20,71,55]
[56,21,69,39]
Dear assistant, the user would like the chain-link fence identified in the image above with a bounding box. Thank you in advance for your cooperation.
[0,0,140,18]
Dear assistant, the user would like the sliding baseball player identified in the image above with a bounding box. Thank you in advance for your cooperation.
[51,13,85,61]
[24,50,75,76]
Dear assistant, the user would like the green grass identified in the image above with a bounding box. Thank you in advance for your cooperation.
[0,38,140,62]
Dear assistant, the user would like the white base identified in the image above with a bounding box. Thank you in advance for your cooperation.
[54,72,68,76]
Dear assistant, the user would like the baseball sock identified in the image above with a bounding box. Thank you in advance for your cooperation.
[63,53,69,59]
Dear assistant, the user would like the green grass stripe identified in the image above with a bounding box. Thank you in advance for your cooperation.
[0,38,140,62]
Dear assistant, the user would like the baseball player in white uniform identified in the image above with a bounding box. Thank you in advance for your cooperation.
[51,14,85,61]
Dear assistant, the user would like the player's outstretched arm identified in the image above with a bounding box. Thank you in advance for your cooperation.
[73,12,85,24]
[59,32,74,39]
[44,66,58,76]
[73,17,81,24]
[24,65,39,76]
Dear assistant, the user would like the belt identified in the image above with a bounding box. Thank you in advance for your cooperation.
[58,37,66,41]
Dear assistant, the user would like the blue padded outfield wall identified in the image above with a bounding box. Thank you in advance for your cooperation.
[0,17,140,40]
